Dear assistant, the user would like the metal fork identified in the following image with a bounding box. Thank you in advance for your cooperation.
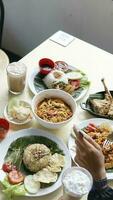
[103,131,113,147]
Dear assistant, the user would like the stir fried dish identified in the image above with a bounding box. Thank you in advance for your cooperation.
[83,122,113,170]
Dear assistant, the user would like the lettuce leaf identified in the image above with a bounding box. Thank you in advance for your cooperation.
[0,177,26,200]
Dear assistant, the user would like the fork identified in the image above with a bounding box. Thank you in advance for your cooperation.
[103,131,113,147]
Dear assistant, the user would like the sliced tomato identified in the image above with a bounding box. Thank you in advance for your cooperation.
[2,162,12,173]
[8,170,24,184]
[70,80,80,89]
[2,162,17,173]
[86,124,97,132]
[88,123,97,128]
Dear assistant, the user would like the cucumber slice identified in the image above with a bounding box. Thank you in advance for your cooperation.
[24,175,40,194]
[66,71,83,80]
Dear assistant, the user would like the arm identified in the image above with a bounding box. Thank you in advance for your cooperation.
[74,126,113,200]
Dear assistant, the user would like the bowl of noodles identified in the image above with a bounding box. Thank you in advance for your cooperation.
[32,89,76,129]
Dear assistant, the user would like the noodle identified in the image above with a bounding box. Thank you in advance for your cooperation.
[36,98,73,123]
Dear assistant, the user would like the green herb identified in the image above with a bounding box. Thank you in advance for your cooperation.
[80,77,90,88]
[34,73,47,92]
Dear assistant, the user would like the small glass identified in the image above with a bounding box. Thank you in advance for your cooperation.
[61,167,93,200]
[6,62,27,94]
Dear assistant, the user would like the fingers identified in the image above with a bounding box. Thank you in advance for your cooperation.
[73,125,101,151]
[75,155,87,168]
[82,134,101,150]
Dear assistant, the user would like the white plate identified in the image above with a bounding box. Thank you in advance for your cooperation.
[0,128,71,197]
[28,66,90,101]
[68,118,113,180]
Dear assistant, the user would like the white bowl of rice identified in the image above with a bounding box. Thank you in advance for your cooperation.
[32,89,76,129]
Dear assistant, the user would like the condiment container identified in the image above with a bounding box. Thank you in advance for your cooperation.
[62,167,93,200]
[39,58,55,75]
[6,62,27,94]
[0,118,9,140]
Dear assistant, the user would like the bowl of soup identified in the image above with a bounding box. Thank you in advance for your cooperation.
[32,89,76,129]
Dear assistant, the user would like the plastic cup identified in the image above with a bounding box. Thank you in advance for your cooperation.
[6,62,27,94]
[62,167,93,200]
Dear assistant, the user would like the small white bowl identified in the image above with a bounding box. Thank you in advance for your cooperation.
[32,89,77,129]
[4,100,33,125]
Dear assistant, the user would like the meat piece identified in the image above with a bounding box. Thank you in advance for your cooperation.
[108,101,113,118]
[90,79,113,116]
[90,98,111,115]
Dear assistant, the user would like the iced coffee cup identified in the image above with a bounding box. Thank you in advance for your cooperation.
[6,62,27,94]
[62,167,93,200]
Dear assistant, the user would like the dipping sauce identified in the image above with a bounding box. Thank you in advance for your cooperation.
[62,167,93,200]
[0,118,9,140]
[39,58,55,76]
[6,62,27,94]
[36,98,73,123]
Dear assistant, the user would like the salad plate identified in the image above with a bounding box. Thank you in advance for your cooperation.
[0,128,71,197]
[68,118,113,180]
[28,65,90,101]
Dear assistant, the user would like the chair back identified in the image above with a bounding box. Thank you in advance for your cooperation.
[0,0,4,48]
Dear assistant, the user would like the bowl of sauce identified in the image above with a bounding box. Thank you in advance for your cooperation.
[39,58,55,76]
[0,118,9,140]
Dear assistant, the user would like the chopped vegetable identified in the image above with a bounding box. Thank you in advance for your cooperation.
[1,177,26,200]
[24,175,40,194]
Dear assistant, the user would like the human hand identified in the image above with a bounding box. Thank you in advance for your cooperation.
[74,126,106,181]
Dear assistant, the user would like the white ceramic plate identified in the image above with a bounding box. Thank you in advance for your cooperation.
[68,118,113,180]
[0,128,71,197]
[28,66,90,101]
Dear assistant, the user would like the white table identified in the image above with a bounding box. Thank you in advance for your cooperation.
[0,33,113,200]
